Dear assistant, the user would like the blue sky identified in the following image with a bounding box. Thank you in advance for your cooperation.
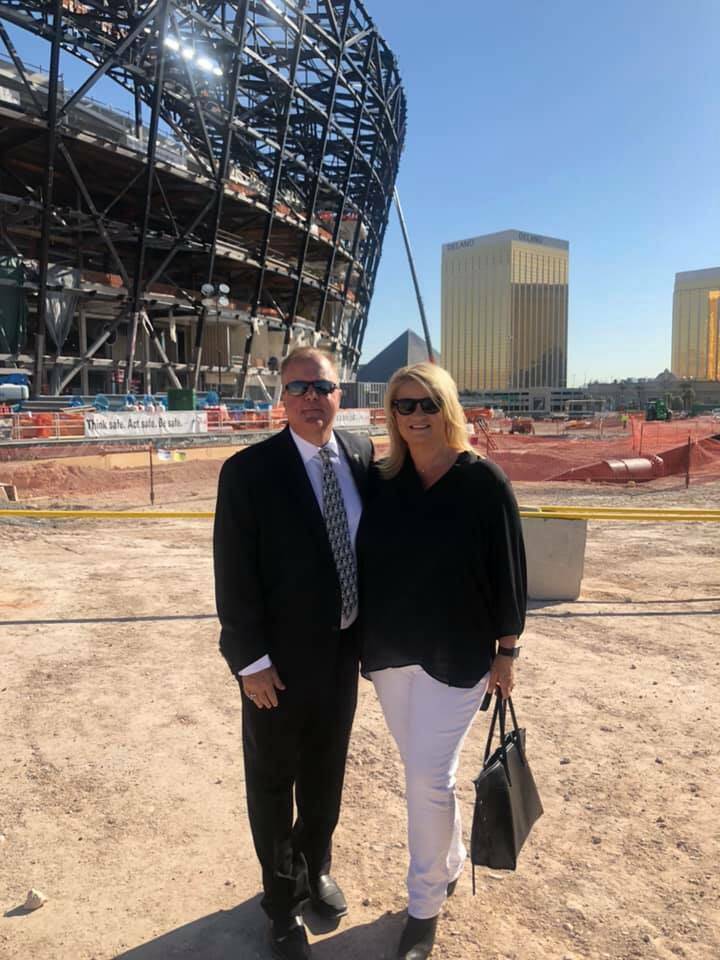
[6,2,720,384]
[365,0,720,383]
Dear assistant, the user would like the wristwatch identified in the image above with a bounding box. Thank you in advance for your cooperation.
[497,646,520,658]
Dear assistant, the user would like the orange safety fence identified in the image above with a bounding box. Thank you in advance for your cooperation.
[455,412,719,484]
[2,411,87,441]
[2,406,719,486]
[226,404,288,432]
[481,433,720,484]
[631,417,719,455]
[0,407,293,441]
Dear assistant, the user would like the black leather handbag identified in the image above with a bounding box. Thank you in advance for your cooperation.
[470,694,543,885]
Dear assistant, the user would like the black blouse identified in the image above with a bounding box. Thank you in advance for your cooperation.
[358,452,527,688]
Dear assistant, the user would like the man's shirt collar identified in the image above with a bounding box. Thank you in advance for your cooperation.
[289,427,339,465]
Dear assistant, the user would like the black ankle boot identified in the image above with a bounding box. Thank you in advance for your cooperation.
[397,915,438,959]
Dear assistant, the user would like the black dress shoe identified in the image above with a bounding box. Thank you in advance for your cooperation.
[446,877,459,898]
[271,916,312,960]
[397,915,438,959]
[310,874,348,920]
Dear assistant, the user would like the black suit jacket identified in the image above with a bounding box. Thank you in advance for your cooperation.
[213,426,373,688]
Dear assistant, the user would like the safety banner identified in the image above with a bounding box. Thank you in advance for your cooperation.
[84,411,208,439]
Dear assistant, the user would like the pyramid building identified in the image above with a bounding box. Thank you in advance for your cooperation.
[358,329,440,384]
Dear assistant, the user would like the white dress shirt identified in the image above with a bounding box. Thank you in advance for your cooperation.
[238,428,363,677]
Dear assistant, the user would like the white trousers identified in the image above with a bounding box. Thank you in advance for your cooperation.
[369,664,489,919]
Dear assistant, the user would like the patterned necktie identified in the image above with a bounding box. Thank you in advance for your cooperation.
[318,447,358,622]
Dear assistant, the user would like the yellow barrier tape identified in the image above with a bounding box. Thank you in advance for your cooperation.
[1,507,719,522]
[529,505,720,514]
[523,506,720,521]
[520,512,720,522]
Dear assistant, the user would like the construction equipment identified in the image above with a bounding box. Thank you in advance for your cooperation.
[471,416,498,452]
[645,399,672,422]
[510,417,535,435]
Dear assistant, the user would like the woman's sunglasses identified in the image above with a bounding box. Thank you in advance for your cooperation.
[284,379,338,397]
[392,397,441,416]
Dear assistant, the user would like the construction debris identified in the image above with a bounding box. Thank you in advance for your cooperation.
[23,889,47,911]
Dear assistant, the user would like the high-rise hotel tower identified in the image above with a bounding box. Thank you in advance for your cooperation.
[441,230,569,391]
[672,267,720,381]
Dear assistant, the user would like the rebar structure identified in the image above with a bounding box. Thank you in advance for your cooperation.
[0,0,406,398]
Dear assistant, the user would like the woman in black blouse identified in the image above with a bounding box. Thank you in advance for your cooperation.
[358,363,526,960]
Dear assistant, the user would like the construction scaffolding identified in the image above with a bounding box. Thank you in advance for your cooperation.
[0,0,406,398]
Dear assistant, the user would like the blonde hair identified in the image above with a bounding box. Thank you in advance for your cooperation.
[381,363,475,478]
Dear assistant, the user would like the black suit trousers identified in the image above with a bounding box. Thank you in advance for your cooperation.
[241,643,359,922]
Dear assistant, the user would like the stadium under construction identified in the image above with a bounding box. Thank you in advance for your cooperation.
[0,0,406,399]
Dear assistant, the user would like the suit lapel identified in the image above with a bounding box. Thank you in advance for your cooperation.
[335,430,368,500]
[274,427,332,555]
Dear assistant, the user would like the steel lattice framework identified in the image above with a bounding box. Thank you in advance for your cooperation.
[0,0,405,396]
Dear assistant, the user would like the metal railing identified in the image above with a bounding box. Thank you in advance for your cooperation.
[0,409,286,442]
[0,405,391,443]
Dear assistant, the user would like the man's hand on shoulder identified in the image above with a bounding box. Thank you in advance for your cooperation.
[242,666,286,709]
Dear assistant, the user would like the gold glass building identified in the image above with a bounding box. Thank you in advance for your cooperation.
[672,268,720,381]
[441,230,569,391]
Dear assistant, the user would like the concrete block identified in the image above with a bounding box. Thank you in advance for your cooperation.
[0,482,18,501]
[521,516,587,601]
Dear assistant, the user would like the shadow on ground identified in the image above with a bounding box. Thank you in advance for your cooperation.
[3,905,35,918]
[113,899,403,960]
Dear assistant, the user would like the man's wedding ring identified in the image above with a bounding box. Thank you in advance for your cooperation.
[248,693,257,700]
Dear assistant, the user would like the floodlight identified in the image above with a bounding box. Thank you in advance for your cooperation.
[164,37,180,52]
[196,57,215,73]
[212,66,223,77]
[181,47,195,61]
[218,296,230,307]
[218,283,230,295]
[200,283,215,296]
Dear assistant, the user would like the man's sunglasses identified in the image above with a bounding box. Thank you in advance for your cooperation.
[284,379,338,397]
[392,397,441,415]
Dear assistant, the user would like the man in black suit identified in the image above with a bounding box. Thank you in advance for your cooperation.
[213,347,373,960]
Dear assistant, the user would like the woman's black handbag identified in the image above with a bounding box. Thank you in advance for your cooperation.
[470,694,543,885]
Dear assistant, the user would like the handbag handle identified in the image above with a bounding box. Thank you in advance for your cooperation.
[483,692,526,767]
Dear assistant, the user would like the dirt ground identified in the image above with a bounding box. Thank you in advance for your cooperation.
[1,453,719,960]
